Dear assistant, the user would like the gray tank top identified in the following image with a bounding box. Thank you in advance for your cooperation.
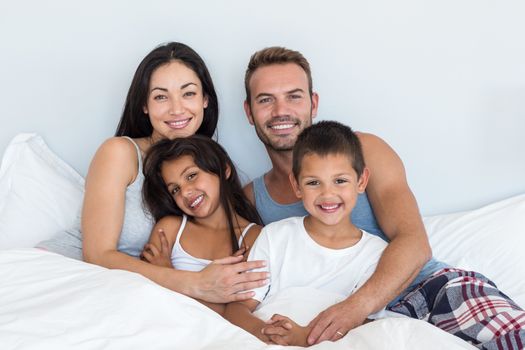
[36,137,155,260]
[252,174,448,303]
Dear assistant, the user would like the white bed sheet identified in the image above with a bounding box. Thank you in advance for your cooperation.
[0,249,475,350]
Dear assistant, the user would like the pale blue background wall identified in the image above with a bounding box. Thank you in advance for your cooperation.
[1,0,524,215]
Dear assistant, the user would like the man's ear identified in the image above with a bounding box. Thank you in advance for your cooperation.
[289,173,302,199]
[310,92,319,119]
[244,100,254,125]
[357,167,370,193]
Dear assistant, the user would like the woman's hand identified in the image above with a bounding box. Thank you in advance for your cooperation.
[195,255,269,303]
[141,229,173,268]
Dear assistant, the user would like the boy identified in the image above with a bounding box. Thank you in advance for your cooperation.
[224,121,387,346]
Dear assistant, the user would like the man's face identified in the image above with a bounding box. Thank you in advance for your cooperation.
[245,63,319,152]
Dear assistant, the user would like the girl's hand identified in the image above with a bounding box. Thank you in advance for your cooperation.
[141,229,173,268]
[262,314,311,347]
[195,255,268,303]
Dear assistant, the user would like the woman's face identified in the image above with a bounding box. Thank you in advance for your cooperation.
[144,61,208,141]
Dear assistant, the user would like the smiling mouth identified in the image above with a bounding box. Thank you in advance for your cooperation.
[166,118,192,129]
[189,194,204,209]
[318,203,342,212]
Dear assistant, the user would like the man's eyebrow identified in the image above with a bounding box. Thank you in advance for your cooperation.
[287,88,305,94]
[254,92,273,99]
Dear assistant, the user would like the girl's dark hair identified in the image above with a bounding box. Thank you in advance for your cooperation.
[143,135,262,253]
[115,42,218,138]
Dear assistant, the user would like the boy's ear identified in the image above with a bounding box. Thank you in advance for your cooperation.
[289,173,302,199]
[357,167,370,193]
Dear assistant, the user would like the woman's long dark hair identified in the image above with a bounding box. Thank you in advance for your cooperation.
[115,42,218,138]
[143,135,262,253]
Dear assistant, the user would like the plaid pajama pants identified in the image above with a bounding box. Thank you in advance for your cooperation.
[387,268,525,350]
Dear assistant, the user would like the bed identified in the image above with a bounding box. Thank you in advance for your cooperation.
[1,134,523,349]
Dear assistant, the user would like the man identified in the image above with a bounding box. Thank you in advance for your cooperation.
[242,47,525,349]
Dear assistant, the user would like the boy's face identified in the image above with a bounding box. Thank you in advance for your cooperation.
[290,153,368,227]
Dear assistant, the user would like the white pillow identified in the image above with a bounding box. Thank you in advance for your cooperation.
[424,193,525,308]
[0,134,85,250]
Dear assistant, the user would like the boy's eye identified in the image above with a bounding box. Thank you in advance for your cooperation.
[305,180,319,186]
[335,178,348,184]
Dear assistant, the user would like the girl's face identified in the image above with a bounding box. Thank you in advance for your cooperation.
[161,155,222,220]
[144,61,208,142]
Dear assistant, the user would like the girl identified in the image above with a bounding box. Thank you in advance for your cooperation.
[37,42,267,303]
[142,135,264,314]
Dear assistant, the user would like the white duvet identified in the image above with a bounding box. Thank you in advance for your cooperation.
[0,249,475,350]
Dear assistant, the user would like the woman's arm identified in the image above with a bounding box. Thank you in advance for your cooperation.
[81,138,268,303]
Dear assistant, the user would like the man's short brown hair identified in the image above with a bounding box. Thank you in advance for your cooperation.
[244,46,313,103]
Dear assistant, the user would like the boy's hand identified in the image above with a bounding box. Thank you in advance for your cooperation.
[141,229,173,268]
[262,314,311,347]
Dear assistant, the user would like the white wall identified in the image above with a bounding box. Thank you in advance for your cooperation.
[1,0,524,216]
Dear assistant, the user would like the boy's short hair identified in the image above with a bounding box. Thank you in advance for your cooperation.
[244,46,313,103]
[292,120,365,179]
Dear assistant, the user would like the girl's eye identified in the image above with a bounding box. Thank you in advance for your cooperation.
[171,186,180,195]
[187,172,197,181]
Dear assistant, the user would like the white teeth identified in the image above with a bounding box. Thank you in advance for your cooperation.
[190,195,203,208]
[271,124,294,130]
[167,119,190,127]
[320,204,339,210]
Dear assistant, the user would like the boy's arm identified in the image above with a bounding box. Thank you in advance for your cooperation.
[307,133,432,344]
[224,300,270,343]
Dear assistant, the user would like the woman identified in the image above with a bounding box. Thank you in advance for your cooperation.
[37,42,267,303]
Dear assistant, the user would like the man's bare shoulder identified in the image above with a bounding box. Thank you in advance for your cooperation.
[243,181,255,206]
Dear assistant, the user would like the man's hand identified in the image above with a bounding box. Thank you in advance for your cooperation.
[141,229,173,268]
[307,297,369,345]
[262,314,311,347]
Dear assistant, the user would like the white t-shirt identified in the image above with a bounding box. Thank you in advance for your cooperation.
[248,216,388,324]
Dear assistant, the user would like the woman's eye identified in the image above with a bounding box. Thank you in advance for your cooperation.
[153,95,167,101]
[183,91,197,97]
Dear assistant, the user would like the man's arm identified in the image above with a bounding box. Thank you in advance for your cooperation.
[307,132,432,345]
[243,181,256,206]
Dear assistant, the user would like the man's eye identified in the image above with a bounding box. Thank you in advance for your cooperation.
[258,97,272,104]
[289,94,302,100]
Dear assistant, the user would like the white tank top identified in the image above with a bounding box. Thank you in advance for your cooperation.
[171,215,256,272]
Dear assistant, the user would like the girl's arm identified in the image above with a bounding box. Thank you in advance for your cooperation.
[224,300,270,343]
[81,138,268,303]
